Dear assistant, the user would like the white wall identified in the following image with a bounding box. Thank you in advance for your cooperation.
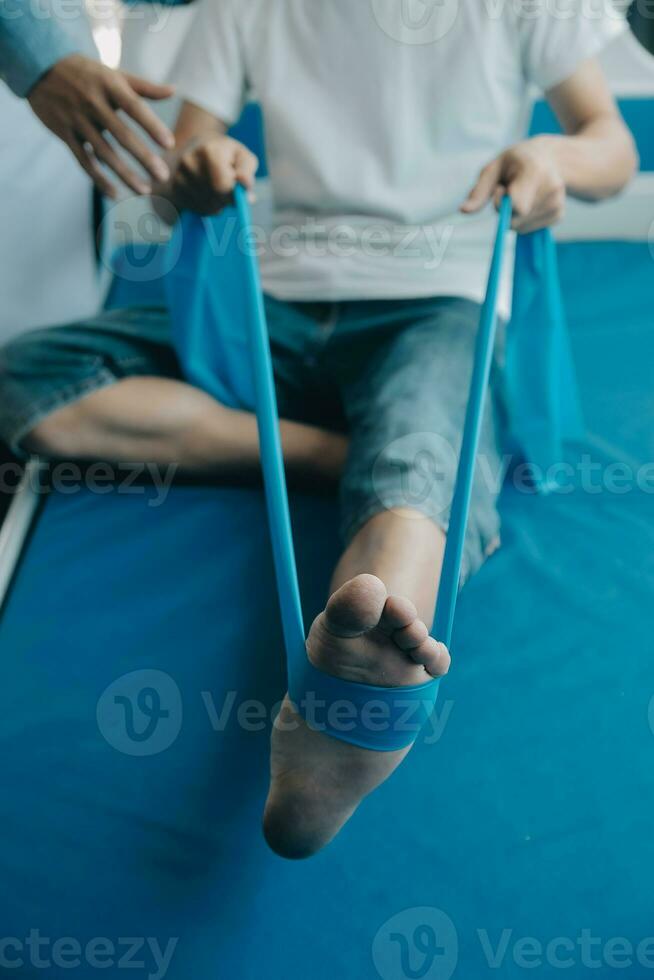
[0,1,106,345]
[556,30,654,242]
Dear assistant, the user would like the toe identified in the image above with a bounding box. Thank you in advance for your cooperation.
[379,594,419,635]
[408,637,451,678]
[392,619,429,651]
[325,574,388,638]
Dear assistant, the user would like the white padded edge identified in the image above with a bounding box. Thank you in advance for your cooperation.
[0,461,46,613]
[533,26,654,240]
[564,29,654,239]
[556,173,654,242]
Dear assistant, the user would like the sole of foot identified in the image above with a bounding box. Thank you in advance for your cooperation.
[263,574,450,859]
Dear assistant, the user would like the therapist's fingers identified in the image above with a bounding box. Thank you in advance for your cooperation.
[79,123,153,196]
[122,72,176,104]
[26,55,174,196]
[97,109,171,186]
[460,158,503,213]
[113,74,176,151]
[69,137,118,199]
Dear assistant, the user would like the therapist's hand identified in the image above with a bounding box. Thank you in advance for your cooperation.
[461,137,567,233]
[165,134,259,215]
[27,53,176,198]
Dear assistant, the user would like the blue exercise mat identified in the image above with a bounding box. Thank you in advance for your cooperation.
[0,240,653,979]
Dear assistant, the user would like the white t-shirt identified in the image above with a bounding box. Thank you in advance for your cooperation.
[172,0,625,313]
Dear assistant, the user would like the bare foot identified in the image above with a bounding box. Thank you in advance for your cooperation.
[263,574,450,859]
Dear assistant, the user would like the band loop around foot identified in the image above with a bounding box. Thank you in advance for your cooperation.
[288,658,441,751]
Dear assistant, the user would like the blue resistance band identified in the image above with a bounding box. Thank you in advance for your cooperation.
[232,186,513,751]
[506,230,585,492]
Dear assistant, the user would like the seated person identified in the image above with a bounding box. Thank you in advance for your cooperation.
[0,0,636,858]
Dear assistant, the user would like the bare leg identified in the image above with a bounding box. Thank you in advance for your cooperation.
[23,377,347,486]
[264,509,451,859]
[330,508,445,625]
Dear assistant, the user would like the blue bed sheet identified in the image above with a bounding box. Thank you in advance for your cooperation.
[0,242,653,979]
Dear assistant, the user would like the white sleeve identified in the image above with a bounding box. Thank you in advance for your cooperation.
[169,0,247,127]
[517,0,628,92]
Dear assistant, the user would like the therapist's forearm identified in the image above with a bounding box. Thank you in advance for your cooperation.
[0,0,81,96]
[538,117,638,201]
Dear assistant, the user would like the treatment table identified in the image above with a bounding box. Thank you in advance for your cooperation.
[0,101,653,978]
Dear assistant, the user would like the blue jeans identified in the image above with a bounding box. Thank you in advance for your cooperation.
[0,295,505,577]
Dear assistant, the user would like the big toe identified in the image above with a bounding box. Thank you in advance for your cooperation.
[324,574,388,638]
